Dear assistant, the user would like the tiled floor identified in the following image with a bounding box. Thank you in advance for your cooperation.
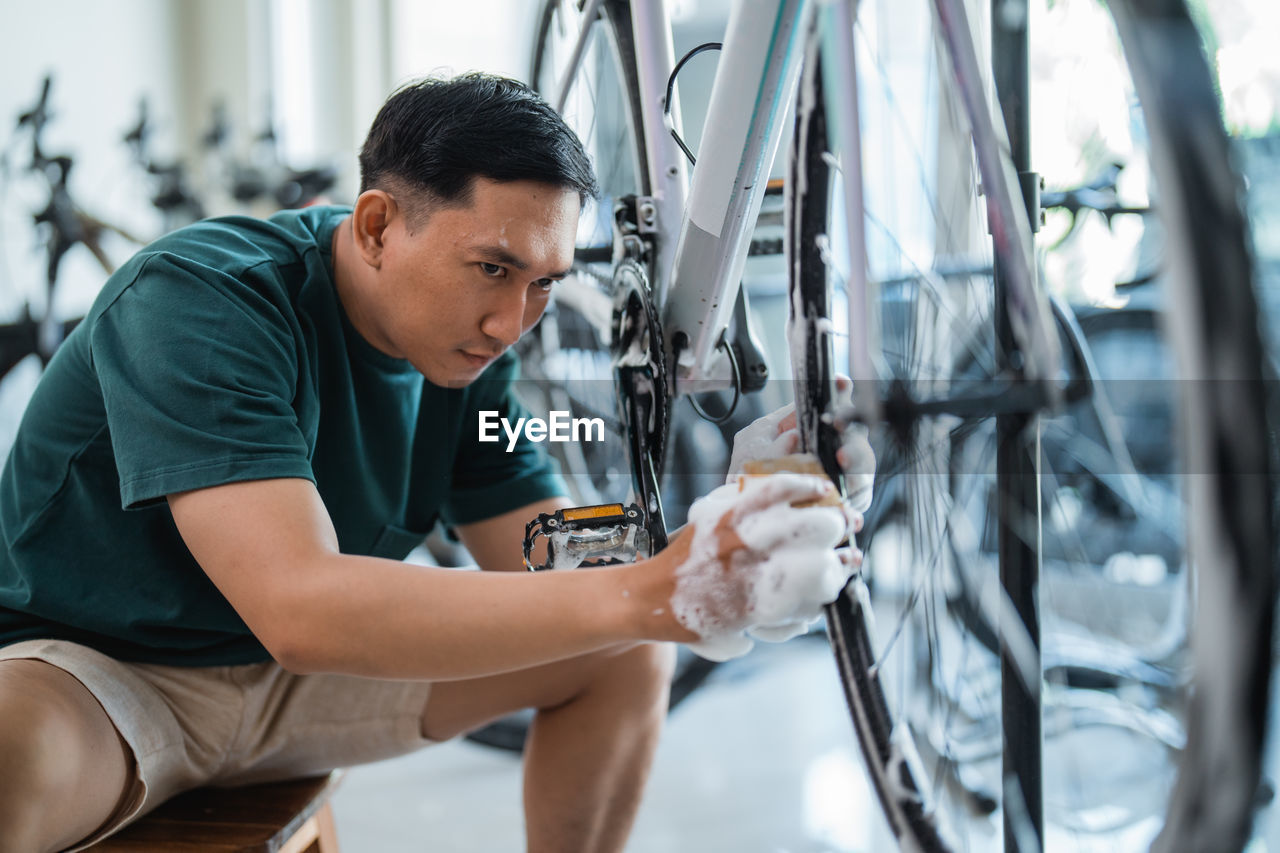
[331,634,1280,852]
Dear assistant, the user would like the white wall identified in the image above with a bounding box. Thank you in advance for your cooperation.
[390,0,538,84]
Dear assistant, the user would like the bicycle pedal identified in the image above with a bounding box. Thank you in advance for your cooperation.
[523,503,651,571]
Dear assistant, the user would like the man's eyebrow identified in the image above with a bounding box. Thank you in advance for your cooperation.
[469,244,571,279]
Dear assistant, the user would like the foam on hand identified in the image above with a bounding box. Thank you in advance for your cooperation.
[838,421,875,513]
[670,472,854,661]
[724,404,797,482]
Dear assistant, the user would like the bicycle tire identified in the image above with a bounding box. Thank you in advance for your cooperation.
[791,1,1274,850]
[531,0,651,260]
[1112,1,1275,849]
[522,0,651,510]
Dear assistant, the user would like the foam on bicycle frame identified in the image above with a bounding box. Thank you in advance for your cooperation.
[671,473,853,661]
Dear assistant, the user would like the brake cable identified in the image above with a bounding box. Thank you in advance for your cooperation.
[664,42,722,166]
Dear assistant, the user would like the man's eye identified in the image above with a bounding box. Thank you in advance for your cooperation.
[480,262,504,277]
[534,279,555,291]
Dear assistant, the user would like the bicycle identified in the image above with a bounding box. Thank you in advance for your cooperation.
[1,76,144,452]
[1,79,339,459]
[198,99,339,215]
[517,0,1276,850]
[122,97,208,233]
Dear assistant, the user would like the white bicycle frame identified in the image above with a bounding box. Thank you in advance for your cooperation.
[548,0,1056,408]
[654,0,810,394]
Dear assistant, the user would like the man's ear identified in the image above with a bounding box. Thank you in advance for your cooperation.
[351,190,398,269]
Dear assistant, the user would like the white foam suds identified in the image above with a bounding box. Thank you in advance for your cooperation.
[670,473,854,661]
[838,421,875,513]
[725,404,797,481]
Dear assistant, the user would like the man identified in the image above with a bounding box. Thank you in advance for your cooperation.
[0,73,866,852]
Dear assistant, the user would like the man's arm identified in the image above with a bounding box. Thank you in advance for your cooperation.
[167,478,686,680]
[452,496,576,573]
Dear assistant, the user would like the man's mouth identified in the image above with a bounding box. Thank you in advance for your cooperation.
[460,349,501,368]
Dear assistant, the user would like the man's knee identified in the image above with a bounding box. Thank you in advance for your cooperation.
[602,642,677,712]
[635,642,678,689]
[0,660,132,852]
[420,643,680,742]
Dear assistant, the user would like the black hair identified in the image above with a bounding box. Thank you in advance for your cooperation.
[358,72,598,219]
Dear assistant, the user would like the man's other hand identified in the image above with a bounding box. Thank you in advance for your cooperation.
[725,376,875,513]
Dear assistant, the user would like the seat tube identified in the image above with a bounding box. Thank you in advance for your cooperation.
[662,0,812,393]
[628,0,688,296]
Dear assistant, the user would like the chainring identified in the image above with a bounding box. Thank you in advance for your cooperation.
[611,258,670,534]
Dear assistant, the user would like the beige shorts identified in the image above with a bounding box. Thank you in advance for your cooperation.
[0,638,435,851]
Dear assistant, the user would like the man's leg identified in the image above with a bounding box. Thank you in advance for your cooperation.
[421,641,676,853]
[0,659,135,853]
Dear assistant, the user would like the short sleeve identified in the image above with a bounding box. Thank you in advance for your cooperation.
[91,253,315,508]
[438,352,568,525]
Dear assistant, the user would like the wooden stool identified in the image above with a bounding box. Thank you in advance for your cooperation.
[87,772,342,853]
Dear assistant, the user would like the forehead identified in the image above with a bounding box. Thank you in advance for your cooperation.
[442,179,579,239]
[405,179,577,276]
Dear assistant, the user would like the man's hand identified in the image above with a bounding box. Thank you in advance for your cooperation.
[706,379,876,657]
[662,473,861,662]
[726,377,875,512]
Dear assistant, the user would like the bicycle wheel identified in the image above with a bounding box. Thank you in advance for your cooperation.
[791,0,1274,850]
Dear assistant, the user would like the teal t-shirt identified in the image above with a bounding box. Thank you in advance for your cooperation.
[0,206,566,665]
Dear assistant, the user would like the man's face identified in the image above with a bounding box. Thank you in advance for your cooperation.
[368,178,579,387]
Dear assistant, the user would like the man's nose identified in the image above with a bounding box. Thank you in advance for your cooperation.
[479,287,529,347]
